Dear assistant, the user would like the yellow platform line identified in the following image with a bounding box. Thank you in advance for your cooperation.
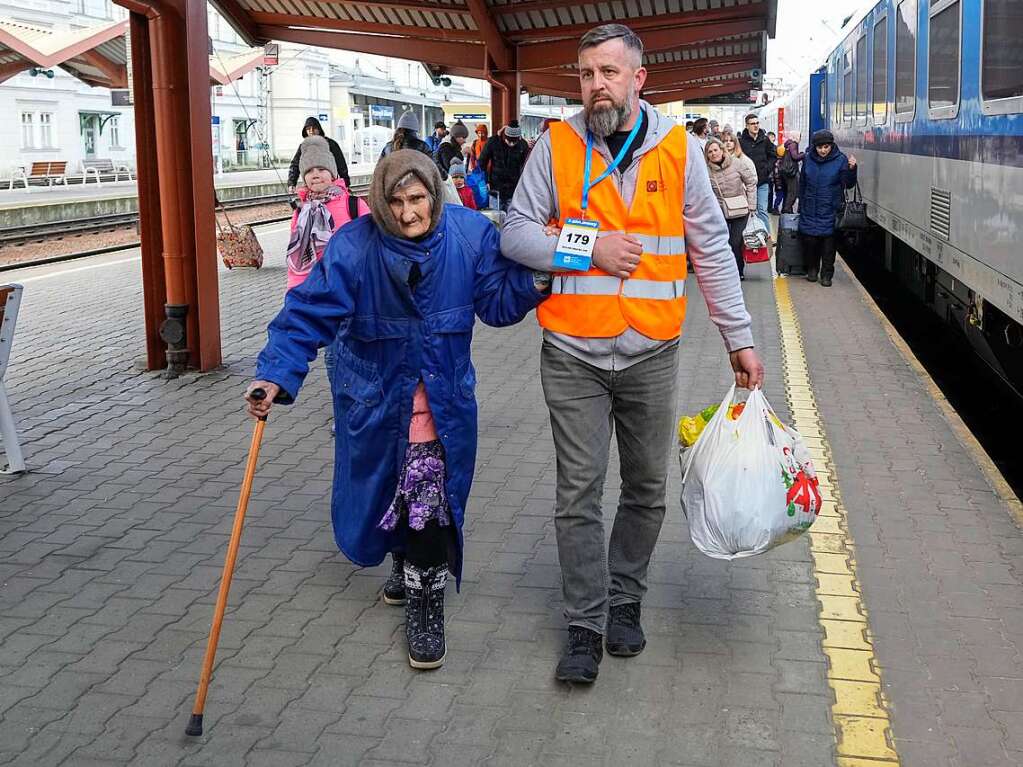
[773,276,900,765]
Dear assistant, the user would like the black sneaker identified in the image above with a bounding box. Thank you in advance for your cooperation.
[555,626,603,684]
[820,276,833,287]
[381,553,405,605]
[606,602,646,657]
[806,271,819,283]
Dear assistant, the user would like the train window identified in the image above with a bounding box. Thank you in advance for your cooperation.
[873,16,888,123]
[982,0,1023,113]
[928,0,961,117]
[843,51,853,119]
[895,0,917,118]
[856,34,868,118]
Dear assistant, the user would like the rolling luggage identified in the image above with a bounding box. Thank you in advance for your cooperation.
[775,228,805,275]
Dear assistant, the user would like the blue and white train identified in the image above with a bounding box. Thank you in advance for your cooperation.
[760,0,1023,390]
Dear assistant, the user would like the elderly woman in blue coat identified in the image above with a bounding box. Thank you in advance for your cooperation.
[246,149,549,670]
[798,129,857,287]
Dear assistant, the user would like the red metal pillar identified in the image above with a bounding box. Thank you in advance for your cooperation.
[129,11,166,371]
[122,0,222,374]
[182,0,220,372]
[489,70,520,128]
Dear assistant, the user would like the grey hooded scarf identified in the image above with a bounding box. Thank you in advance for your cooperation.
[368,148,445,238]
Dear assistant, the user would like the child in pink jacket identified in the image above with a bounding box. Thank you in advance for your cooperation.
[286,135,370,290]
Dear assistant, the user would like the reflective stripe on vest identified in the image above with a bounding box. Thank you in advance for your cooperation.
[538,117,689,341]
[599,232,687,257]
[552,275,687,300]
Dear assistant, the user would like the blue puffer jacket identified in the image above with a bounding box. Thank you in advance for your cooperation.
[797,143,857,237]
[255,205,545,584]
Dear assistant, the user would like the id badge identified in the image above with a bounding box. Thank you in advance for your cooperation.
[553,218,599,271]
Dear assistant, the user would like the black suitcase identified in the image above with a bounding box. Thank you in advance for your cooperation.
[775,228,806,275]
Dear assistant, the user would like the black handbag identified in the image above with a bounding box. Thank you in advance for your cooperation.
[836,181,869,231]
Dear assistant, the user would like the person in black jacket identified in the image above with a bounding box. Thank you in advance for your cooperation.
[287,117,349,192]
[434,122,469,179]
[477,121,529,211]
[738,113,776,232]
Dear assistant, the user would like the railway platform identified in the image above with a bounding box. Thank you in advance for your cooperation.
[0,224,1020,766]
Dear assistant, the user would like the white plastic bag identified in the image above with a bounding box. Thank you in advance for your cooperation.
[680,385,822,559]
[742,216,769,249]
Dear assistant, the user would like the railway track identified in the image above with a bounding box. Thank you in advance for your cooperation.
[0,184,371,272]
[0,192,297,247]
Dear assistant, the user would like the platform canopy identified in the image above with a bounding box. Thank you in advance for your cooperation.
[213,0,775,108]
[0,18,129,87]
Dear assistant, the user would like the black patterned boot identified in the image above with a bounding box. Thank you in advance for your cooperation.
[381,553,406,605]
[404,562,447,669]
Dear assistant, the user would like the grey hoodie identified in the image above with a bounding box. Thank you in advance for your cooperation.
[501,101,754,370]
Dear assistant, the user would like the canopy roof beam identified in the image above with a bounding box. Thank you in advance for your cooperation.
[257,24,486,68]
[517,17,766,69]
[463,0,512,70]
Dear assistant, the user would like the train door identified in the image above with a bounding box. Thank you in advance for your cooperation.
[809,67,827,135]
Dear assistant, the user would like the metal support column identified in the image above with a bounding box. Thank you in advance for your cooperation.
[129,11,167,371]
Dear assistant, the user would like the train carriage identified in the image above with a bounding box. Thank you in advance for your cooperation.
[762,0,1023,390]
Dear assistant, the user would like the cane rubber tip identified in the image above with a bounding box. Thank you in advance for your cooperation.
[185,714,204,736]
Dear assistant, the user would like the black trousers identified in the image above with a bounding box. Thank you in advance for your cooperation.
[781,177,799,213]
[726,216,747,277]
[801,233,835,278]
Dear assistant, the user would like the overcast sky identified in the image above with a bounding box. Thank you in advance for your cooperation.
[766,0,870,86]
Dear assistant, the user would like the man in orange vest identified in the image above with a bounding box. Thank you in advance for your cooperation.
[502,23,764,684]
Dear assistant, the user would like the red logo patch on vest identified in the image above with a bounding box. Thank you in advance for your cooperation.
[646,180,659,193]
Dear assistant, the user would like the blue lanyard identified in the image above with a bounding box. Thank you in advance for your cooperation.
[581,110,644,214]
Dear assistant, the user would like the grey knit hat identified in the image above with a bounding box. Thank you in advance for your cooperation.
[397,110,420,132]
[450,122,469,140]
[504,121,522,139]
[298,135,337,179]
[448,161,466,177]
[368,149,444,238]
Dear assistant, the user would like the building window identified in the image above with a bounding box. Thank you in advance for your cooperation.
[20,112,34,149]
[895,0,917,115]
[982,0,1023,103]
[928,0,960,113]
[38,112,54,147]
[855,34,868,117]
[873,16,888,123]
[108,116,121,148]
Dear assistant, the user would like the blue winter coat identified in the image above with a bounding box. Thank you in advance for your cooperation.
[255,205,545,584]
[797,144,858,237]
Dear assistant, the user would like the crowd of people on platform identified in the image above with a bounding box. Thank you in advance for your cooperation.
[245,21,867,683]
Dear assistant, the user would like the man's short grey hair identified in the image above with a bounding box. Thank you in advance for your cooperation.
[578,24,644,67]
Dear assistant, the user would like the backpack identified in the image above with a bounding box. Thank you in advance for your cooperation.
[780,151,799,179]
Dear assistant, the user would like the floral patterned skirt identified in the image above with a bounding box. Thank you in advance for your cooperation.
[377,440,452,532]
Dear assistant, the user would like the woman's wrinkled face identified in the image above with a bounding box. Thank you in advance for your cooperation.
[389,180,433,238]
[304,167,333,194]
[816,143,833,158]
[706,143,724,164]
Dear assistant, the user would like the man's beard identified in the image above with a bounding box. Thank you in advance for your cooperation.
[584,92,632,137]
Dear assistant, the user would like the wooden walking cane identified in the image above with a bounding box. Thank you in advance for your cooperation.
[186,388,268,737]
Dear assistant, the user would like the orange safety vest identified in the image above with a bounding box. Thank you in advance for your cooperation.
[538,119,688,341]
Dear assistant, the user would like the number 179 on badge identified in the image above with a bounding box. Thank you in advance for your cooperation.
[553,218,599,271]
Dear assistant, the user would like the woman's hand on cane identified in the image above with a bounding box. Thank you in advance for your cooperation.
[245,381,280,419]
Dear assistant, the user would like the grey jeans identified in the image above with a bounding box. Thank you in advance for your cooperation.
[540,340,680,634]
